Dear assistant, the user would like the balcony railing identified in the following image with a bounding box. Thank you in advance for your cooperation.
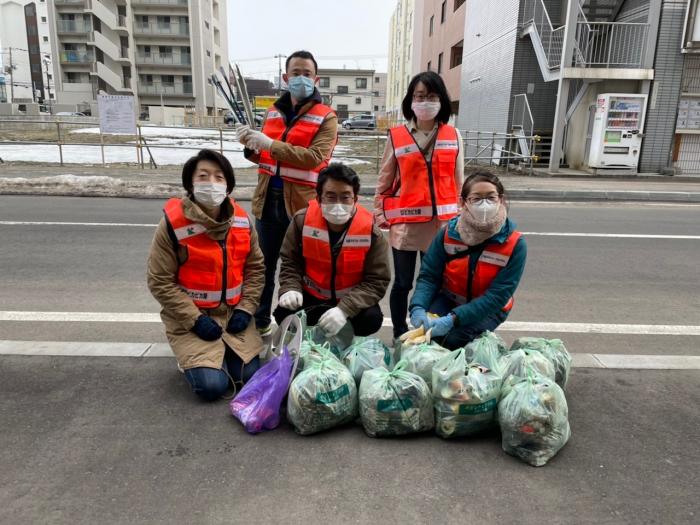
[60,50,94,64]
[136,54,192,66]
[138,82,193,96]
[55,0,86,5]
[575,21,649,68]
[57,19,92,33]
[132,0,188,5]
[133,22,189,36]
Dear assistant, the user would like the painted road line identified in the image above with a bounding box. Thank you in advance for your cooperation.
[3,312,700,336]
[2,340,700,369]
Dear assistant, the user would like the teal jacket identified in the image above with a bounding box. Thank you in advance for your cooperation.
[409,216,527,327]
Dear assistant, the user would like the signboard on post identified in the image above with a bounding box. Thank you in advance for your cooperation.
[97,94,137,135]
[254,96,276,110]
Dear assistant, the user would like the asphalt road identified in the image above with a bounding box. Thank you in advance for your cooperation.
[1,196,699,355]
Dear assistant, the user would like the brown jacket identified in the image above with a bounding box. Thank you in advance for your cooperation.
[278,206,391,318]
[247,92,338,219]
[147,197,265,369]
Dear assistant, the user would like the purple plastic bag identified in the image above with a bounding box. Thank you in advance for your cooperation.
[230,347,294,434]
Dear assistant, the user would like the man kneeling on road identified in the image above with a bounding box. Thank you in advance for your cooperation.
[274,163,390,336]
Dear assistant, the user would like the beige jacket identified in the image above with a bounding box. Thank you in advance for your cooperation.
[147,197,266,369]
[248,96,338,219]
[373,121,464,252]
[278,207,391,318]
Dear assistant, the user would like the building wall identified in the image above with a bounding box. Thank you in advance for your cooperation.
[373,72,387,113]
[458,0,520,134]
[386,0,415,122]
[639,0,686,172]
[0,0,39,102]
[317,69,376,120]
[418,0,467,111]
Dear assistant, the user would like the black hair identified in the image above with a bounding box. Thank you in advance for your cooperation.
[316,163,361,197]
[181,149,235,195]
[460,169,506,199]
[286,50,318,75]
[401,71,452,124]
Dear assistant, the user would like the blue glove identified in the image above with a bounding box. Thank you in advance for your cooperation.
[226,309,252,334]
[192,314,222,341]
[409,307,430,330]
[430,314,454,337]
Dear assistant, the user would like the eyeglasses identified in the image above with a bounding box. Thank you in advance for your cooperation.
[321,195,354,205]
[412,94,440,102]
[464,194,500,205]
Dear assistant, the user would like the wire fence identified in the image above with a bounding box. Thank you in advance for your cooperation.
[0,119,542,174]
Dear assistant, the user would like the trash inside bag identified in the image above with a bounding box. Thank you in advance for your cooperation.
[297,330,341,373]
[343,337,394,385]
[287,352,357,435]
[230,348,295,434]
[309,321,354,359]
[359,360,433,437]
[498,375,571,467]
[433,348,502,438]
[463,330,508,374]
[499,348,556,397]
[398,342,450,389]
[510,337,571,389]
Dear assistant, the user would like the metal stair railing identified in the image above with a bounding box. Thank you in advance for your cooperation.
[522,0,565,69]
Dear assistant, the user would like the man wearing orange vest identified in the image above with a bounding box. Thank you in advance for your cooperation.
[274,164,390,337]
[237,50,338,335]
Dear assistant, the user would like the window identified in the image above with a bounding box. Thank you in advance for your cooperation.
[205,21,209,29]
[429,15,434,36]
[43,36,48,42]
[337,104,348,110]
[161,75,174,86]
[450,40,463,69]
[206,50,211,57]
[41,16,47,23]
[140,74,153,84]
[356,78,367,89]
[65,72,81,83]
[438,52,443,73]
[375,76,380,83]
[355,97,362,104]
[143,45,151,56]
[454,0,466,10]
[159,46,172,58]
[319,77,330,88]
[374,105,379,111]
[427,61,432,71]
[337,85,348,94]
[441,1,446,23]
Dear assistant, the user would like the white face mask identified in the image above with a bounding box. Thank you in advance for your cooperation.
[411,101,441,121]
[467,199,500,223]
[321,203,354,225]
[193,182,228,208]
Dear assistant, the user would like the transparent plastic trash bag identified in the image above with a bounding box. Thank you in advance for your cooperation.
[359,360,433,437]
[510,337,572,389]
[343,337,394,385]
[309,320,354,359]
[499,348,556,397]
[432,348,502,438]
[398,342,450,389]
[463,330,508,374]
[287,351,358,435]
[498,374,571,467]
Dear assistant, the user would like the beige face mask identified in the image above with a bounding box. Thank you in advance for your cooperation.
[193,182,227,207]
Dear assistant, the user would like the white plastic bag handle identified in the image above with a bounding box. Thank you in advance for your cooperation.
[271,313,302,384]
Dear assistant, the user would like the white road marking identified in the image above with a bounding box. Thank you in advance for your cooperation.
[2,340,699,369]
[3,311,700,336]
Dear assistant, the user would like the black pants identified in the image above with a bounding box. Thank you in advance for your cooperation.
[389,248,423,339]
[273,291,384,337]
[254,188,291,329]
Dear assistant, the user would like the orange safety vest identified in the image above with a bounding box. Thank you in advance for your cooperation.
[442,229,522,312]
[257,102,336,187]
[382,124,460,225]
[163,197,251,309]
[301,200,373,301]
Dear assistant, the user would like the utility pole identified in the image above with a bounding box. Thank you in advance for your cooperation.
[44,57,52,113]
[273,54,286,96]
[8,47,14,102]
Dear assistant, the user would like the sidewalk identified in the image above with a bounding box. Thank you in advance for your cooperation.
[1,163,700,202]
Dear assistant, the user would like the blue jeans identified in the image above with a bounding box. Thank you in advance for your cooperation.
[184,347,260,402]
[255,188,291,329]
[390,248,423,338]
[429,293,508,350]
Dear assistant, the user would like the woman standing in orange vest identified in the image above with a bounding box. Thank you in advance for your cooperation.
[408,171,528,349]
[147,149,266,401]
[374,71,464,340]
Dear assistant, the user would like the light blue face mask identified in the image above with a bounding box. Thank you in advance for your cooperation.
[287,75,315,100]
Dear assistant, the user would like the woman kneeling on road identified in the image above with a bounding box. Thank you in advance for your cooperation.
[147,149,266,401]
[408,171,527,349]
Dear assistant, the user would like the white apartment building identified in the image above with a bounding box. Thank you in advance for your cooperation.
[373,72,387,115]
[46,0,228,116]
[317,68,378,121]
[0,0,54,103]
[386,0,416,123]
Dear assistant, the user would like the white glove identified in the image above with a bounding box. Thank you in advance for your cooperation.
[235,124,252,145]
[246,130,274,152]
[279,290,303,310]
[317,307,348,337]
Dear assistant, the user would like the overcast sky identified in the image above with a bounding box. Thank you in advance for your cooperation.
[227,0,396,81]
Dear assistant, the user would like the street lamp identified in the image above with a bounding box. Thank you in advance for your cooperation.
[273,54,287,96]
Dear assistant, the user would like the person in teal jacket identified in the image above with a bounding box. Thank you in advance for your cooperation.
[408,171,527,349]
